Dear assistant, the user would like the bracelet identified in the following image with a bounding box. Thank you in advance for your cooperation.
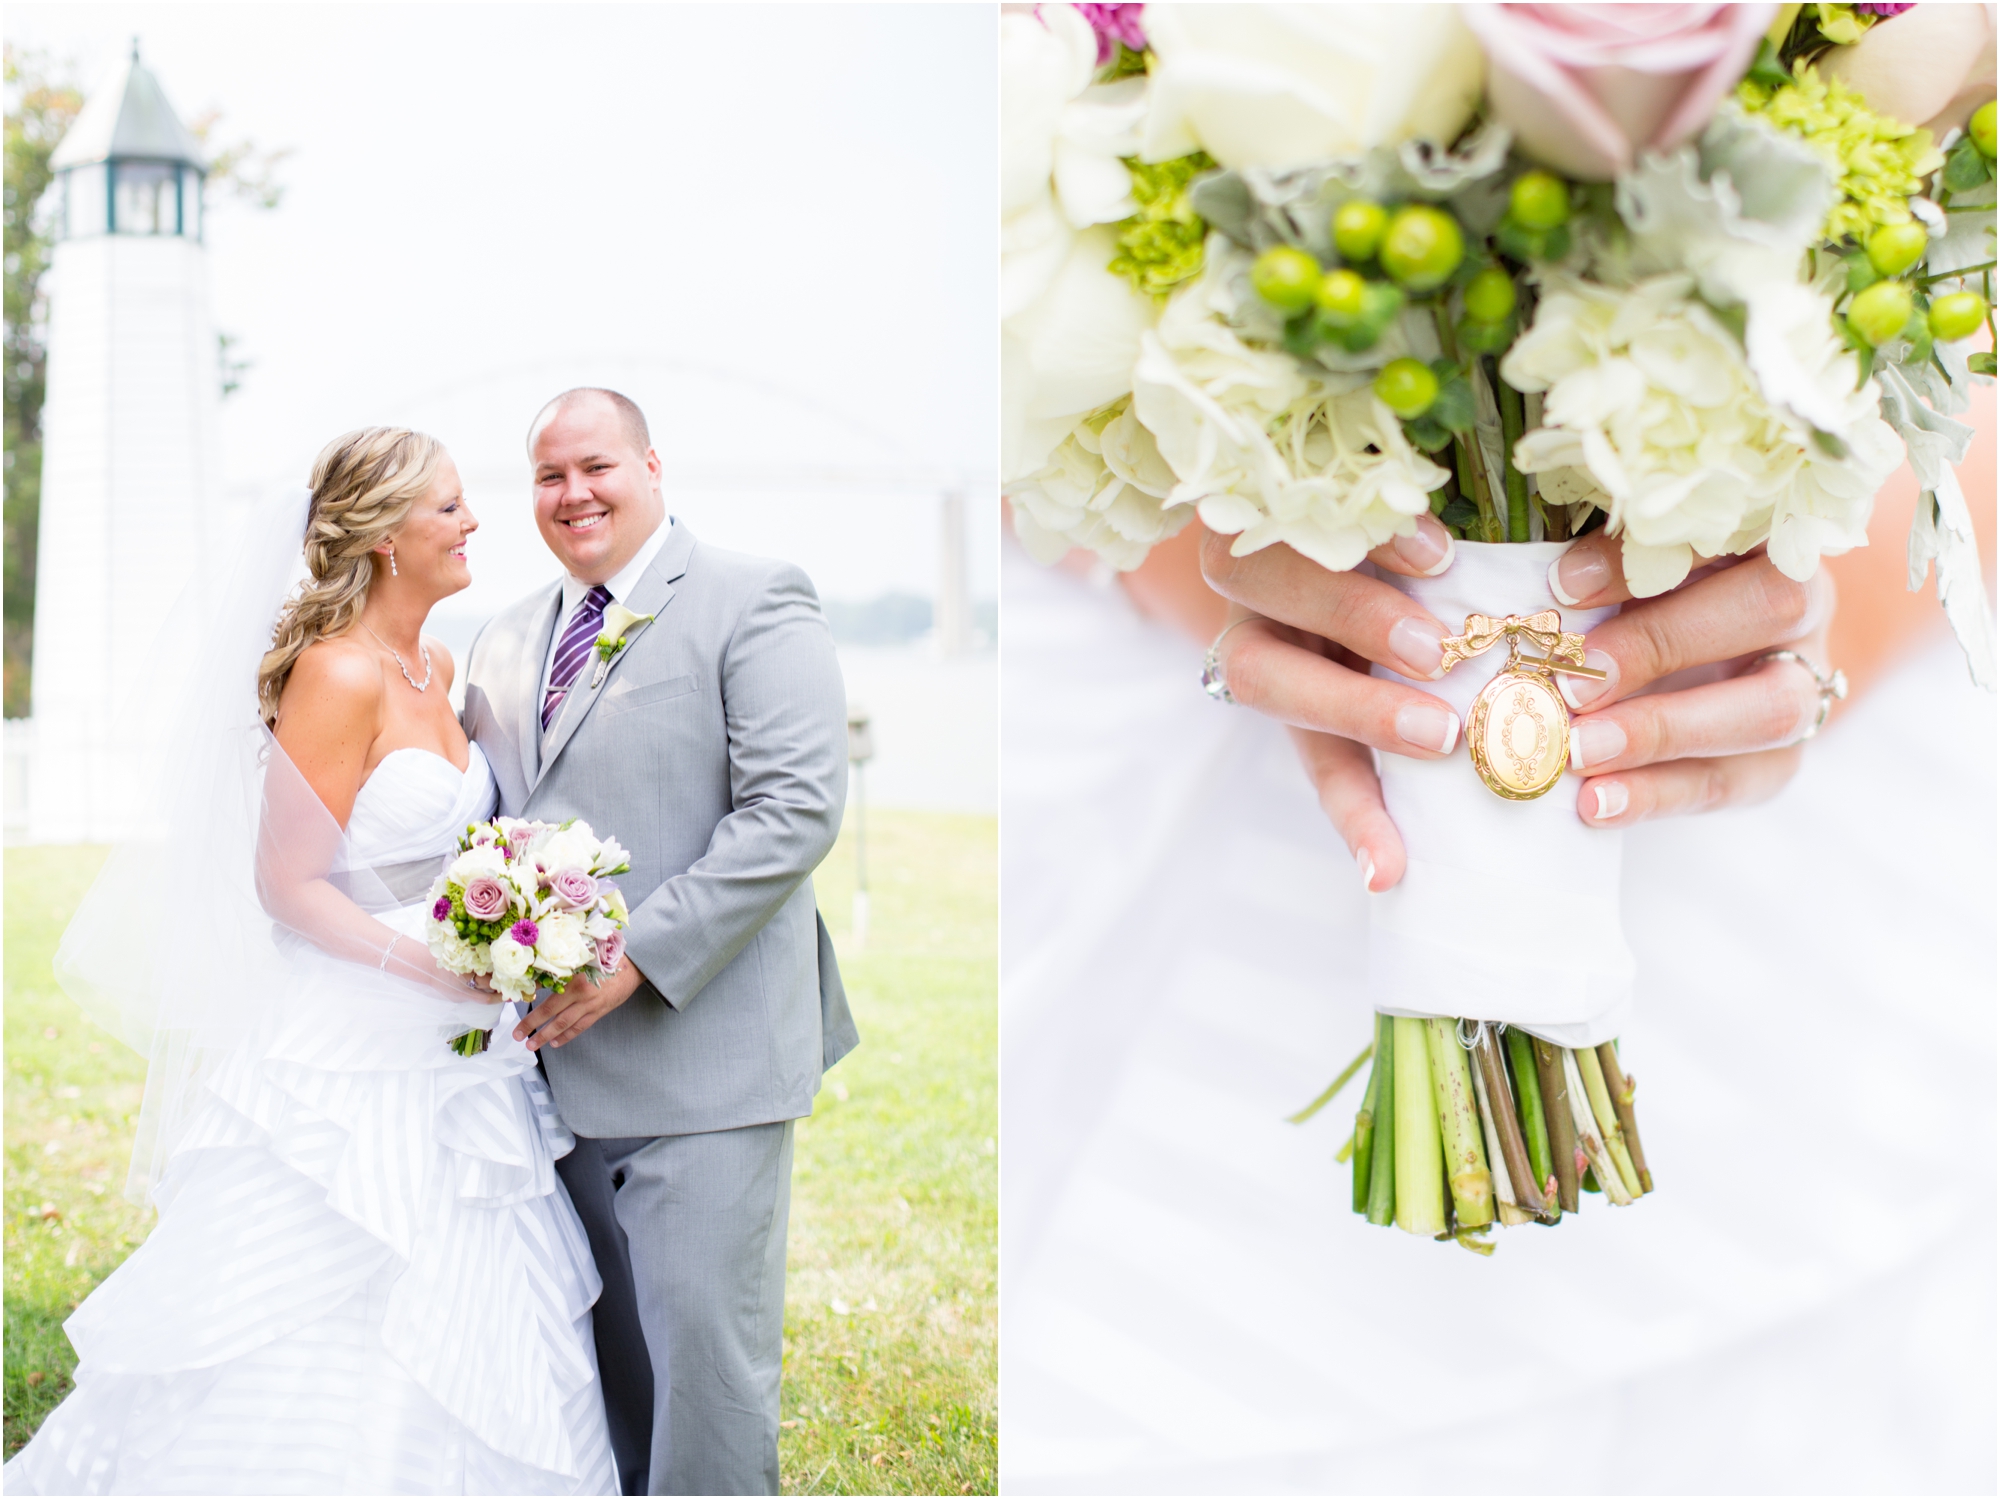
[379,934,399,971]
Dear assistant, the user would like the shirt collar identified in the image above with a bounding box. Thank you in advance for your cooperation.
[560,514,673,617]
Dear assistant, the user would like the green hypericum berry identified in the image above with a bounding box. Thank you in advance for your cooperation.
[1332,199,1389,262]
[1457,316,1515,355]
[1315,267,1369,325]
[1251,246,1323,315]
[1847,280,1915,346]
[1509,171,1572,231]
[1972,100,1997,160]
[1378,205,1464,292]
[1929,290,1989,341]
[1865,221,1929,278]
[1462,267,1517,324]
[1336,281,1407,352]
[1374,358,1440,419]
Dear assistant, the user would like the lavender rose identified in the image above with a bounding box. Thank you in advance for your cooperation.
[463,876,510,922]
[432,895,452,921]
[510,918,540,948]
[551,868,599,910]
[596,929,626,975]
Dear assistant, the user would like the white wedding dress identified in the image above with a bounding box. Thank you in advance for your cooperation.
[5,744,619,1496]
[1000,544,1996,1495]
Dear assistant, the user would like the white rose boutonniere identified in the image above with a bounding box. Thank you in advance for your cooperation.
[590,603,656,687]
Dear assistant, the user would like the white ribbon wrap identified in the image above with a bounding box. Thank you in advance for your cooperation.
[1368,540,1633,1047]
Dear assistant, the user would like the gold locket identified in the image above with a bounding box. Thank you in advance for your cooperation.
[1437,611,1608,801]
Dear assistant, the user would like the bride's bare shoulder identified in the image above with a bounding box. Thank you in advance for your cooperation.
[277,635,384,738]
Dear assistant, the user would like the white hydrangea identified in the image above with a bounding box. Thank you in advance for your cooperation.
[1127,249,1448,573]
[1503,271,1901,596]
[1008,396,1190,570]
[429,925,485,977]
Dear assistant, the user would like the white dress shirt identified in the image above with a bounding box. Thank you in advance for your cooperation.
[539,515,674,736]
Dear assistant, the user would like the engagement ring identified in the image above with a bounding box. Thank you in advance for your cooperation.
[1201,617,1264,705]
[1754,649,1848,740]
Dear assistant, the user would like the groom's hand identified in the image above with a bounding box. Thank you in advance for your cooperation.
[515,960,646,1052]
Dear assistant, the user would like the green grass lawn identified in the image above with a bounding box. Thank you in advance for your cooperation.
[3,809,997,1495]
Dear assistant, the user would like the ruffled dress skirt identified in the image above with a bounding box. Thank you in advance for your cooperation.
[4,907,618,1495]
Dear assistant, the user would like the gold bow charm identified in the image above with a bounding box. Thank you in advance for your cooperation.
[1437,612,1606,802]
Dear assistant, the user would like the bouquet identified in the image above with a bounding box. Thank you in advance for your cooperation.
[425,816,633,1056]
[1003,2,1995,1249]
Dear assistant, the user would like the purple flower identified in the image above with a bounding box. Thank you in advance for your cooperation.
[510,918,540,948]
[1072,3,1146,64]
[1855,4,1915,15]
[596,930,626,974]
[550,867,599,910]
[463,876,510,923]
[432,895,452,921]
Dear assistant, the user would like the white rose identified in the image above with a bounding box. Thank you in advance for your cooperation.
[534,911,590,975]
[448,846,508,884]
[489,933,534,983]
[535,827,599,879]
[1140,4,1485,170]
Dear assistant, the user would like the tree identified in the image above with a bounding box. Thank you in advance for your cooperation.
[2,47,286,717]
[3,46,81,719]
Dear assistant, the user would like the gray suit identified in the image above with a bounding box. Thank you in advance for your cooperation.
[463,520,857,1495]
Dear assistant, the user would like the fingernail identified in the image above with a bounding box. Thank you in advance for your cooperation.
[1569,718,1626,773]
[1388,617,1447,679]
[1590,780,1628,821]
[1558,650,1617,711]
[1549,547,1613,608]
[1356,847,1377,894]
[1393,522,1455,578]
[1396,702,1460,755]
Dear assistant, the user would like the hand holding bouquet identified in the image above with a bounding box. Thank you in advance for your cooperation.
[425,816,633,1056]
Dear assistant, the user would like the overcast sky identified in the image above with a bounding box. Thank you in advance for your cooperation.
[12,3,998,613]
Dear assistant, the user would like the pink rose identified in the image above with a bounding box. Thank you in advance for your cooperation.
[462,876,510,922]
[596,930,626,975]
[1824,5,1997,136]
[1466,4,1777,181]
[550,868,598,910]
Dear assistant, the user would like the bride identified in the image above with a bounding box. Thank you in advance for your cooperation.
[4,429,617,1494]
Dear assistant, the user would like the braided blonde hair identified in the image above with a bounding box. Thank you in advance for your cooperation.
[257,427,443,725]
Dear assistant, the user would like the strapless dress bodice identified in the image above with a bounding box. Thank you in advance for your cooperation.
[338,743,499,873]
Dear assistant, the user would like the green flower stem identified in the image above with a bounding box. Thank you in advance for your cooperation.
[1594,1042,1652,1194]
[1424,1018,1494,1229]
[1474,1027,1545,1224]
[1287,1039,1374,1124]
[1506,1027,1556,1218]
[1532,1037,1581,1213]
[1921,259,1997,286]
[1350,1029,1385,1213]
[1467,1035,1531,1227]
[1392,1017,1445,1236]
[1365,1014,1398,1227]
[1495,371,1533,543]
[1562,1047,1635,1206]
[1576,1044,1644,1198]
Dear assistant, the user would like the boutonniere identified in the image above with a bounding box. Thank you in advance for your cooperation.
[590,603,656,687]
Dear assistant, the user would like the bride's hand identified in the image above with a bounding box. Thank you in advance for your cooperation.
[1201,526,1836,890]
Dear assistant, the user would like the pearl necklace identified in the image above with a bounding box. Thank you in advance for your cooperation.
[364,624,433,693]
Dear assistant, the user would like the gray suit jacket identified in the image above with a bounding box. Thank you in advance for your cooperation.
[462,521,859,1138]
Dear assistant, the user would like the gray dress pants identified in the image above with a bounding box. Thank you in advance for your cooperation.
[558,1123,795,1496]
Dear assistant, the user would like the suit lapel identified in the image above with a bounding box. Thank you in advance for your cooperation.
[532,524,696,793]
[516,583,564,787]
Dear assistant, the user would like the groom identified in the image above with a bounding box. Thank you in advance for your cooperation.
[462,387,858,1495]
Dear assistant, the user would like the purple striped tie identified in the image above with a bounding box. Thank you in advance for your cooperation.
[543,584,612,731]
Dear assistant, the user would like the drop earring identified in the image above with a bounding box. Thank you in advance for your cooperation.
[388,547,398,578]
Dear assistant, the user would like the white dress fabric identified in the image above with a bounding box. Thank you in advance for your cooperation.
[1000,544,1997,1496]
[5,745,619,1496]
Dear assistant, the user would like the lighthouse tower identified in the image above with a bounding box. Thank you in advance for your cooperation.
[27,43,219,842]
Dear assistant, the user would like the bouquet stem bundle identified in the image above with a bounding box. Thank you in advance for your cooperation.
[1307,1017,1651,1252]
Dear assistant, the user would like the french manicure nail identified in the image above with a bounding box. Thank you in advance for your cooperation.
[1396,702,1460,755]
[1393,524,1454,578]
[1590,781,1628,821]
[1569,718,1626,772]
[1549,547,1613,608]
[1356,847,1377,894]
[1388,617,1448,679]
[1558,650,1617,711]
